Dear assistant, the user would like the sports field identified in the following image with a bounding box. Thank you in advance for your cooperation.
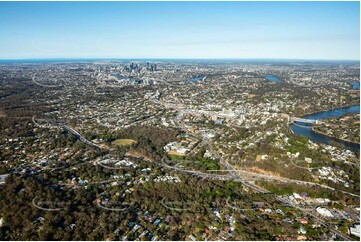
[112,139,136,147]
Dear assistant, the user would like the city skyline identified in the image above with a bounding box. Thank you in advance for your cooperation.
[0,1,360,60]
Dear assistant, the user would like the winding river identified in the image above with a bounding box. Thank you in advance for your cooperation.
[290,105,360,152]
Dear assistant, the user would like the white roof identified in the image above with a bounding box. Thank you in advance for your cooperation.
[316,207,334,218]
[350,224,360,237]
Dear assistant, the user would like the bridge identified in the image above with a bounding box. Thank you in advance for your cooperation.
[291,117,323,125]
[62,125,107,150]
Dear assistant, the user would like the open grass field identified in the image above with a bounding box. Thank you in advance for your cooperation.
[168,150,186,157]
[112,139,137,147]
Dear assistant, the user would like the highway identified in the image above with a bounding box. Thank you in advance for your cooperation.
[160,158,233,181]
[34,116,121,153]
[206,167,359,197]
[159,100,357,240]
[174,105,360,197]
[62,125,116,151]
[152,96,360,195]
[59,95,358,204]
[32,74,62,88]
[32,115,60,129]
[33,94,357,241]
[232,169,360,197]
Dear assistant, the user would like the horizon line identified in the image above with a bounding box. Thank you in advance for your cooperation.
[0,57,360,62]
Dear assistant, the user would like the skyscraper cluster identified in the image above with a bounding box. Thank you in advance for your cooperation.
[124,62,157,73]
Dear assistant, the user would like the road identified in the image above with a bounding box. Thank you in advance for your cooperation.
[289,158,321,171]
[32,92,357,240]
[62,125,115,151]
[275,195,353,241]
[29,118,359,240]
[170,106,360,197]
[157,98,356,240]
[232,169,360,197]
[160,158,233,181]
[32,115,60,129]
[61,121,355,200]
[32,74,62,88]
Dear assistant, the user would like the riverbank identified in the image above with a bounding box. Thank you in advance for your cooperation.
[311,128,360,146]
[296,102,360,118]
[289,104,360,151]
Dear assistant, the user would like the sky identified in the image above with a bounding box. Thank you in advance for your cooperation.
[0,1,359,60]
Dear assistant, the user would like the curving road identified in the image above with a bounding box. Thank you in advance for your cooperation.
[32,74,62,88]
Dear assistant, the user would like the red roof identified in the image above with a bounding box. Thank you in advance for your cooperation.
[299,218,308,224]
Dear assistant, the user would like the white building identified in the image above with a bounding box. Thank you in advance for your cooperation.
[305,157,313,163]
[293,193,302,200]
[316,207,334,218]
[0,174,9,184]
[298,226,307,235]
[349,224,360,238]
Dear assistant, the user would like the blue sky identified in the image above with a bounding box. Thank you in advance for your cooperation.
[0,1,359,60]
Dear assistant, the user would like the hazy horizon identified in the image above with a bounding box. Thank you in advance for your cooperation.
[0,1,360,60]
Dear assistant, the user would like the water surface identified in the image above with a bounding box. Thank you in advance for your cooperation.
[352,82,360,90]
[290,104,360,151]
[184,76,205,83]
[264,75,281,82]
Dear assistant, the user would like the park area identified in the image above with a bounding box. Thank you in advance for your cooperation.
[112,139,137,147]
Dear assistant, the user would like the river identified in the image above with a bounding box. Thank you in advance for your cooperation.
[111,74,127,80]
[184,76,205,83]
[290,104,360,152]
[264,75,281,82]
[352,82,360,90]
